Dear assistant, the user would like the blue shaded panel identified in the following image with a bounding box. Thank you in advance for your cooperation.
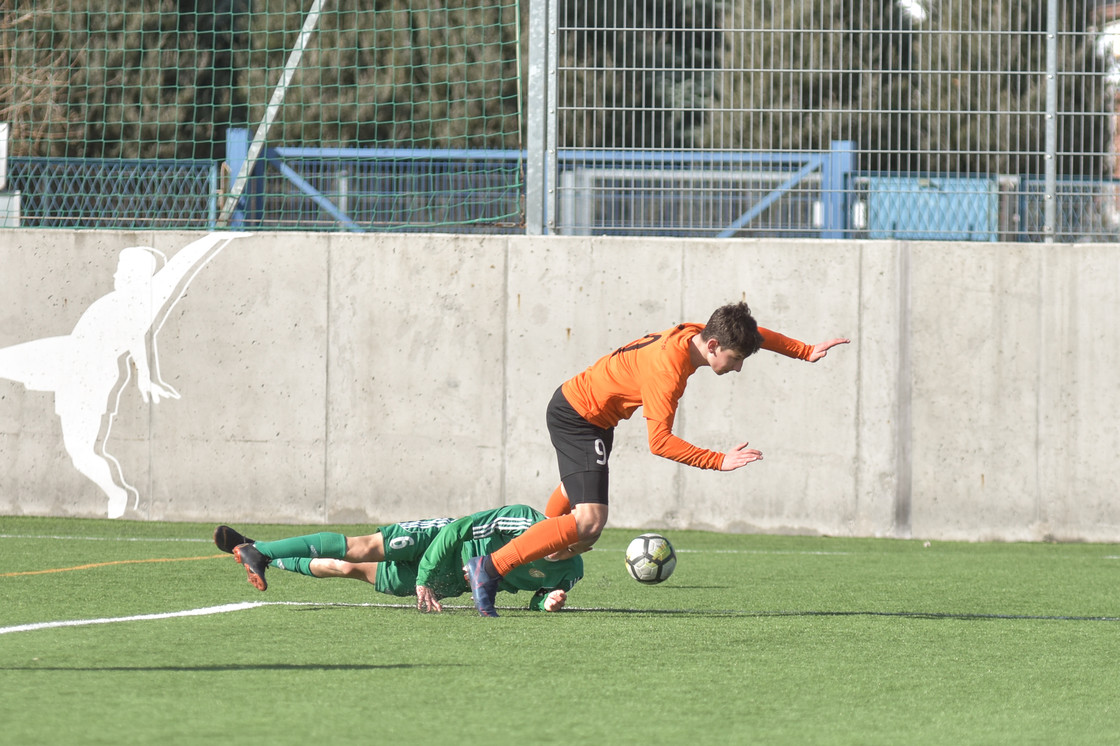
[868,176,997,241]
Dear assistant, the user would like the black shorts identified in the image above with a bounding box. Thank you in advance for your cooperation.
[546,386,614,506]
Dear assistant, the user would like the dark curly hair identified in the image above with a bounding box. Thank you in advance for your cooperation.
[699,302,764,357]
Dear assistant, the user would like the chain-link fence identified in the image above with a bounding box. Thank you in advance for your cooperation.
[1,0,525,232]
[533,0,1119,241]
[2,0,1118,241]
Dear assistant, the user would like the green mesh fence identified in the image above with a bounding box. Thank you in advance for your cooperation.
[4,0,1120,240]
[0,0,525,231]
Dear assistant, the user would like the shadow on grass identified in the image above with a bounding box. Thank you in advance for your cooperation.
[335,602,1120,622]
[0,662,461,672]
[563,607,1120,621]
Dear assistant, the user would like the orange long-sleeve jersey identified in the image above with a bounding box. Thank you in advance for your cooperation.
[560,323,813,470]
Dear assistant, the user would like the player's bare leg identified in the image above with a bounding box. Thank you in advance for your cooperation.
[306,558,378,584]
[343,532,385,562]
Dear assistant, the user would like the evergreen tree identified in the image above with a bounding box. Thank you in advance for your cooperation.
[0,0,1110,179]
[703,0,1109,176]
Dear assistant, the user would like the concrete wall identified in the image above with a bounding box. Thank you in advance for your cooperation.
[1,230,1117,541]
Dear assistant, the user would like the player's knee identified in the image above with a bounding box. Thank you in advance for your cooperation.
[581,527,604,545]
[575,515,606,542]
[319,558,346,573]
[318,558,375,584]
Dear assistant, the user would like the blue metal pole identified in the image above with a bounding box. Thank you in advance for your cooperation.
[225,128,249,228]
[821,140,855,239]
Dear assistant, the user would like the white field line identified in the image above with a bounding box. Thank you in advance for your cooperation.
[6,599,1117,635]
[0,602,266,635]
[0,534,211,543]
[0,600,421,635]
[676,549,853,556]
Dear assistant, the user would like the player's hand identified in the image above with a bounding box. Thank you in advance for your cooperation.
[807,338,850,362]
[545,544,593,561]
[415,585,443,613]
[720,442,763,471]
[542,589,567,612]
[138,379,181,403]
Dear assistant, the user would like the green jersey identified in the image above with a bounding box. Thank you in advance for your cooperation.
[378,504,582,610]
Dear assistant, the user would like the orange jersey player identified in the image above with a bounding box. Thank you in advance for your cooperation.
[465,301,850,616]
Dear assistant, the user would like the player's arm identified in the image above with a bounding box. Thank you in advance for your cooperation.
[529,589,568,612]
[413,515,474,612]
[528,573,581,611]
[150,233,246,306]
[128,341,153,399]
[806,337,850,362]
[415,585,442,613]
[642,377,761,471]
[646,418,727,469]
[759,327,850,362]
[129,336,179,403]
[638,375,728,469]
[416,515,471,585]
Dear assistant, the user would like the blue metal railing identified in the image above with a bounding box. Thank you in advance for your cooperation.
[7,158,219,229]
[6,144,1119,241]
[223,129,524,232]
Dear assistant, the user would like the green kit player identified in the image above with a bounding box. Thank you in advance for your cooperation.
[214,504,583,613]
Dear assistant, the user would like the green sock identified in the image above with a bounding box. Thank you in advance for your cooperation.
[255,532,347,561]
[270,557,317,577]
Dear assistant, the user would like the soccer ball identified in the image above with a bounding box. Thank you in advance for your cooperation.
[624,533,677,584]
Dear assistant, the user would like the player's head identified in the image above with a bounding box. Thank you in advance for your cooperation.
[114,247,165,287]
[700,302,764,359]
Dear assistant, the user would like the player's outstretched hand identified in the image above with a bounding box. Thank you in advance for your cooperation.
[542,589,567,612]
[807,337,850,362]
[545,544,593,561]
[415,585,443,613]
[720,442,763,471]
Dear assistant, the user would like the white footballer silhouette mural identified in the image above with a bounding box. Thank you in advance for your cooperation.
[0,233,248,518]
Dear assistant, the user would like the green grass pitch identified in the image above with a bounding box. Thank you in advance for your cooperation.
[3,515,1120,744]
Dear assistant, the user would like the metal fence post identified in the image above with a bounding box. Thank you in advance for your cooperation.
[822,140,856,239]
[545,0,559,235]
[225,128,250,228]
[217,0,328,228]
[525,0,549,234]
[0,122,18,228]
[0,122,7,190]
[1044,0,1058,243]
[208,163,219,228]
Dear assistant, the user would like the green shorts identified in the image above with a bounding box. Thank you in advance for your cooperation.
[374,560,469,599]
[373,518,466,599]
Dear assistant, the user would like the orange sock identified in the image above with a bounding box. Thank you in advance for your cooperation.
[491,513,579,576]
[544,484,571,517]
